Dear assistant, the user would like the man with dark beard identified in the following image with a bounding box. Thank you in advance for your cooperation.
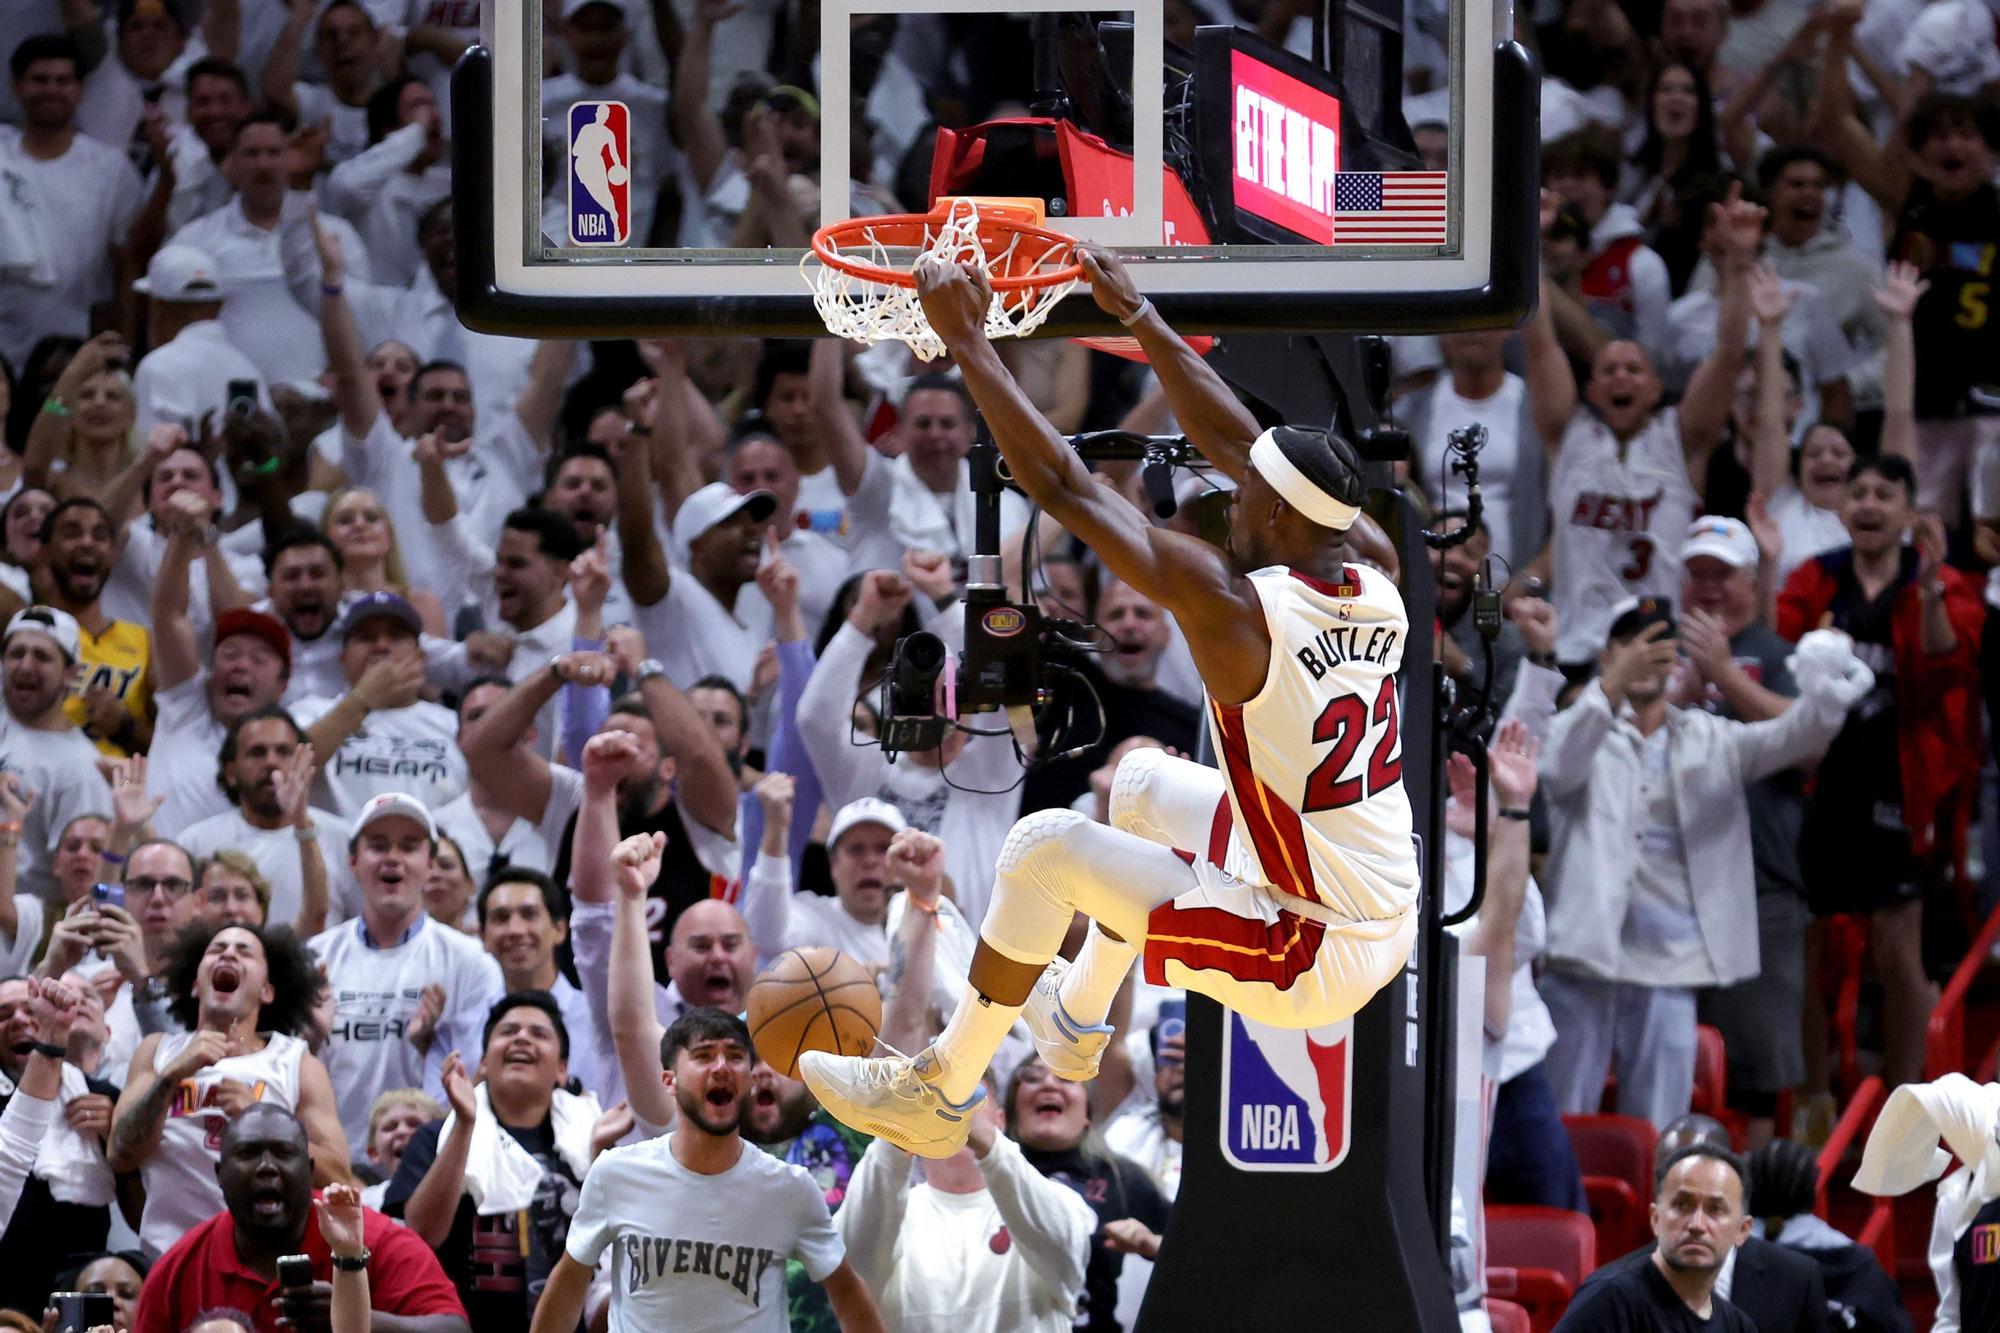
[529,914,885,1333]
[263,531,350,703]
[41,498,152,756]
[178,706,358,934]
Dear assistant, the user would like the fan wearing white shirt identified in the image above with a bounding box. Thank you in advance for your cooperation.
[889,374,1031,566]
[260,0,382,169]
[307,792,504,1149]
[0,608,117,901]
[322,76,451,285]
[627,482,777,694]
[160,59,251,236]
[106,919,351,1259]
[474,870,611,1100]
[316,215,574,601]
[431,680,560,889]
[263,531,353,705]
[148,500,294,836]
[169,112,374,391]
[178,706,365,936]
[529,945,883,1333]
[423,505,582,759]
[130,243,268,438]
[742,788,906,970]
[0,36,148,375]
[295,593,466,819]
[75,0,200,169]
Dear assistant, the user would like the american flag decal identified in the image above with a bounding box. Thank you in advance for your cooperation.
[1330,171,1448,245]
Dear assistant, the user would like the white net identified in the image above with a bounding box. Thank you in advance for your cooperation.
[804,198,1079,361]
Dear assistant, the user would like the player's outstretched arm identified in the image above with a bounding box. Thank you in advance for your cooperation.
[1078,246,1260,481]
[920,260,1269,703]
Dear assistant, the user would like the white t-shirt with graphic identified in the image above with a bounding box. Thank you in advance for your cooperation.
[307,914,503,1148]
[567,1132,843,1332]
[289,696,467,819]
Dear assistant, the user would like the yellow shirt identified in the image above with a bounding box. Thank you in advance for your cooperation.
[65,619,154,757]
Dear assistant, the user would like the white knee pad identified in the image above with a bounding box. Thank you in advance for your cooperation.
[983,809,1092,964]
[1108,745,1170,837]
[995,807,1091,884]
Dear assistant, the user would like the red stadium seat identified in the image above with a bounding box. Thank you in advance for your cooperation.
[1563,1114,1656,1196]
[1486,1296,1532,1333]
[1487,1205,1598,1332]
[1483,1268,1572,1333]
[1692,1025,1749,1146]
[1580,1176,1645,1260]
[1564,1115,1656,1258]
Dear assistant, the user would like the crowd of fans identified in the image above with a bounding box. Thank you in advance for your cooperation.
[0,0,1995,1329]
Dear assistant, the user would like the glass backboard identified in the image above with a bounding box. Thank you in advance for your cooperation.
[454,0,1537,337]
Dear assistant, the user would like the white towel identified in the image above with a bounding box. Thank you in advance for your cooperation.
[0,1065,118,1207]
[448,1084,601,1216]
[1854,1073,2000,1241]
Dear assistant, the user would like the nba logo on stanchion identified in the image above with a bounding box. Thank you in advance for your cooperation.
[568,101,630,246]
[1221,1012,1351,1171]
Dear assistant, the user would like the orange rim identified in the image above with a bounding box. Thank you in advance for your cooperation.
[810,205,1084,293]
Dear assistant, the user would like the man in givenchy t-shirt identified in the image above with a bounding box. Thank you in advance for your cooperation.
[530,838,885,1333]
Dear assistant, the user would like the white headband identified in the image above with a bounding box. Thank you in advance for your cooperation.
[1248,428,1361,532]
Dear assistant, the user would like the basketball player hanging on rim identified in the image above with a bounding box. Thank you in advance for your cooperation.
[800,247,1419,1158]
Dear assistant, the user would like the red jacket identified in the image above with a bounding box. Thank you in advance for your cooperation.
[1776,550,1986,853]
[134,1196,466,1333]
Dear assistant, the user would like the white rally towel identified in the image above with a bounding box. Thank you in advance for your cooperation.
[447,1083,601,1216]
[0,1064,118,1206]
[1853,1072,2000,1238]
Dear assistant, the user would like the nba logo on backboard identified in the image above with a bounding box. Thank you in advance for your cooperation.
[1220,1012,1351,1172]
[568,101,630,246]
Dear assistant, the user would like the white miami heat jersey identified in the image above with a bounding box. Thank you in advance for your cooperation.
[1549,406,1697,662]
[1207,563,1418,922]
[139,1030,307,1258]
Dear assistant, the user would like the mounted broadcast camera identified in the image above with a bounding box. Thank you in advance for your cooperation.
[875,431,1206,765]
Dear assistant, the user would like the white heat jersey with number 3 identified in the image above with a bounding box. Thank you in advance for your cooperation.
[1548,406,1697,662]
[1206,564,1417,923]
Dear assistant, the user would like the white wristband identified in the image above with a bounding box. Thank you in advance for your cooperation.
[1118,298,1152,328]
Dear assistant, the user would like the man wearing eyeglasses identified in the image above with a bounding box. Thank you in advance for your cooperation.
[36,839,202,1086]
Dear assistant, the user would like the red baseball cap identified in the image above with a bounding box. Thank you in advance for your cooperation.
[214,608,292,675]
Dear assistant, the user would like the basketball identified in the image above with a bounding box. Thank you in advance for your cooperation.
[747,947,881,1078]
[607,164,629,186]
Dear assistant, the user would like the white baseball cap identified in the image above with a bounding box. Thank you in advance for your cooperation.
[1682,516,1757,570]
[132,243,226,302]
[671,482,777,553]
[3,606,80,662]
[827,797,907,850]
[354,792,438,842]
